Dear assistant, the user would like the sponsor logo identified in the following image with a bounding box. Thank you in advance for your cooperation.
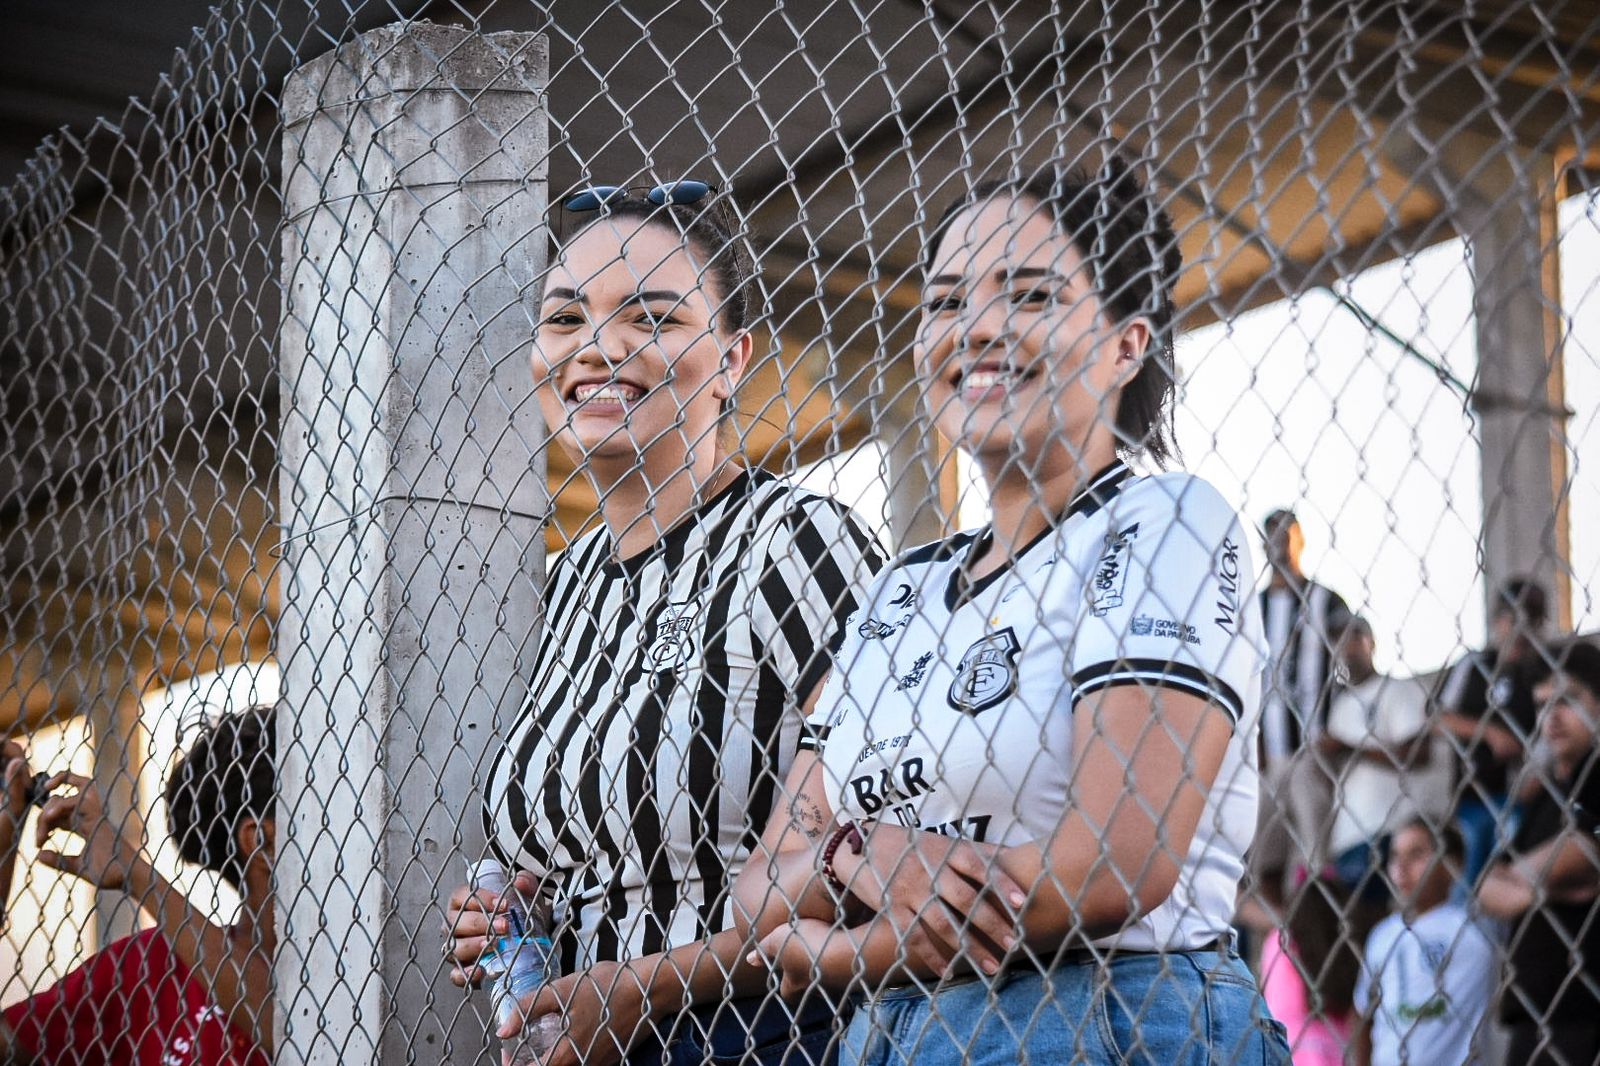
[947,628,1021,714]
[848,756,934,815]
[648,601,702,669]
[1490,676,1515,708]
[1131,614,1201,645]
[1088,522,1139,616]
[896,651,933,691]
[1213,537,1241,633]
[859,584,918,640]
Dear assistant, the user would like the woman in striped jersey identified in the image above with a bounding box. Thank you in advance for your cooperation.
[441,184,881,1065]
[738,157,1292,1064]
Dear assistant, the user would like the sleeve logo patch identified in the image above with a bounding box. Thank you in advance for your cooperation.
[1131,614,1201,645]
[947,628,1020,714]
[1088,522,1140,616]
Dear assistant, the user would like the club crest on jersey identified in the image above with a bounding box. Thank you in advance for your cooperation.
[947,628,1020,714]
[1088,522,1139,616]
[648,601,702,670]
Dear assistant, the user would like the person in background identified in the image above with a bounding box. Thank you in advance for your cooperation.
[1437,577,1549,884]
[1319,616,1452,905]
[1478,640,1600,1066]
[0,708,274,1066]
[1258,872,1360,1066]
[1357,818,1495,1066]
[1250,509,1351,914]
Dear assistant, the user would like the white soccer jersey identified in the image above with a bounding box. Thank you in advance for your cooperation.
[485,470,882,970]
[806,461,1266,952]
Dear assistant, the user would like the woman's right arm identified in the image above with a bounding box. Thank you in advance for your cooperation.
[731,681,846,943]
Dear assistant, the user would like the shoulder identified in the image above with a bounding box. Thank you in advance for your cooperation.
[891,527,981,570]
[1117,470,1244,524]
[1366,912,1404,954]
[745,474,883,560]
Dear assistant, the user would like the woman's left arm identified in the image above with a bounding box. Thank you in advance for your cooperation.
[828,684,1233,968]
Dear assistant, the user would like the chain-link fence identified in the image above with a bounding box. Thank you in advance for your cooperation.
[3,2,1600,1064]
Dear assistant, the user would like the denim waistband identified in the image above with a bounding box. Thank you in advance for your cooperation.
[866,936,1236,1004]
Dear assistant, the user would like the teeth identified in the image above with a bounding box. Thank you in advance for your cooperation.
[573,383,641,404]
[963,369,1013,390]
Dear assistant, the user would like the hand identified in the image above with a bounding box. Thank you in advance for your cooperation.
[1,744,32,828]
[441,870,540,987]
[500,960,648,1066]
[839,824,1025,977]
[1483,725,1522,763]
[33,772,144,889]
[750,917,838,999]
[1477,863,1535,920]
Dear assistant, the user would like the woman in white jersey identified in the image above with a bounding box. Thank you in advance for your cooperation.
[736,157,1290,1064]
[440,182,881,1065]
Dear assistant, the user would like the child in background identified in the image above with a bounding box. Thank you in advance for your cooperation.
[1357,818,1495,1066]
[1260,872,1360,1065]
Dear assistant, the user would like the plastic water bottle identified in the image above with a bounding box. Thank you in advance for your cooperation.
[466,860,562,1065]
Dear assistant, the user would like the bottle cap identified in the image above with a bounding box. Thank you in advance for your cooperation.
[466,858,512,895]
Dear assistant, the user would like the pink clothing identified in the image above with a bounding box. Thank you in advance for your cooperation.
[1261,932,1354,1066]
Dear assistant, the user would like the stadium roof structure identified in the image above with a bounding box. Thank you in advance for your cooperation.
[2,0,1598,731]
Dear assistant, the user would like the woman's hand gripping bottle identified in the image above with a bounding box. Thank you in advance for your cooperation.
[467,860,561,1064]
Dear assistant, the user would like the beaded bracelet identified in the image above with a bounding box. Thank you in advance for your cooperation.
[820,821,864,892]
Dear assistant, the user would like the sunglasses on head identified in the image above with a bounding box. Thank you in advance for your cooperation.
[562,179,717,213]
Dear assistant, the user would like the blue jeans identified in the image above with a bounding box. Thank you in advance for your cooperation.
[633,992,841,1065]
[1457,792,1507,889]
[842,947,1290,1066]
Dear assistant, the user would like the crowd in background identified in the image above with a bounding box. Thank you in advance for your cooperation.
[1244,509,1600,1066]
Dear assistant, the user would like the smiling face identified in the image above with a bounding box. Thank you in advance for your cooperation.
[533,218,747,474]
[916,194,1148,476]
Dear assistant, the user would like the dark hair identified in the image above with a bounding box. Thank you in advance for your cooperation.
[557,193,754,335]
[164,706,275,890]
[1264,508,1299,534]
[1287,876,1362,1019]
[924,154,1183,464]
[1396,815,1466,864]
[1493,577,1549,626]
[1340,614,1374,640]
[1553,641,1600,703]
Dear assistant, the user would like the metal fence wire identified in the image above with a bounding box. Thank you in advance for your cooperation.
[2,1,1600,1064]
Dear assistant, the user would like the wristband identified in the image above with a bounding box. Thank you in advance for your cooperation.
[820,821,864,893]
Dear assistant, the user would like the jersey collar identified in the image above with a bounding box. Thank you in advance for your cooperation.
[945,459,1135,611]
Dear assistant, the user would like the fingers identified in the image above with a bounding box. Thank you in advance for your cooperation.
[42,771,89,792]
[34,791,84,847]
[943,843,1027,909]
[36,849,79,878]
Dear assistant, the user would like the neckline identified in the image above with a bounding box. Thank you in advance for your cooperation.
[943,460,1133,612]
[602,467,757,576]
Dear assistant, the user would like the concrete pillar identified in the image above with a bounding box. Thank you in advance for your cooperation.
[277,24,548,1066]
[1386,128,1572,629]
[89,688,145,948]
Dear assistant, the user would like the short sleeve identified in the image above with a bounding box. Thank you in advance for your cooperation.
[751,494,883,722]
[1068,476,1264,725]
[3,935,142,1063]
[1374,680,1428,746]
[1324,690,1367,747]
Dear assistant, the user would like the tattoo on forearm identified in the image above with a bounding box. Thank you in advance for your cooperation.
[789,791,827,839]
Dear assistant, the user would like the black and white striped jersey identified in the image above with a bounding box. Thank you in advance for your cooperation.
[484,469,882,970]
[806,461,1266,952]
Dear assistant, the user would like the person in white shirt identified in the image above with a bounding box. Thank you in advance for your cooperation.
[1320,617,1452,892]
[735,153,1290,1064]
[1356,818,1495,1066]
